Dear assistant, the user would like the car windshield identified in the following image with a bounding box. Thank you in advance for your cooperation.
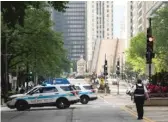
[74,86,81,90]
[26,87,38,94]
[26,87,43,94]
[60,85,74,91]
[26,87,35,93]
[83,85,93,90]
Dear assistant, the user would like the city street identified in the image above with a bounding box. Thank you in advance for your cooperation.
[1,97,142,122]
[2,82,168,122]
[1,1,168,122]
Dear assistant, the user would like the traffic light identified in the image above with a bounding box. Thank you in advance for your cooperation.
[146,27,155,64]
[28,71,33,81]
[147,28,154,52]
[105,60,107,65]
[116,60,120,75]
[104,60,108,76]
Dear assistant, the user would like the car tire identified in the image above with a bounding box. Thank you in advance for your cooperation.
[65,104,70,108]
[80,96,89,104]
[56,98,70,109]
[16,100,29,111]
[27,106,31,110]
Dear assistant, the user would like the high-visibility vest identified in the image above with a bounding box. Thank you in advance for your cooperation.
[100,78,104,85]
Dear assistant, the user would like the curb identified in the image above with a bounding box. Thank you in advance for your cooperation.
[1,105,7,107]
[123,105,156,122]
[125,105,134,110]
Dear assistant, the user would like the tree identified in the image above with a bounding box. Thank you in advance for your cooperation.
[7,7,70,78]
[1,1,68,28]
[126,32,146,74]
[1,1,69,98]
[152,4,168,72]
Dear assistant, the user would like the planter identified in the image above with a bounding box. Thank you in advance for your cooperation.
[149,93,168,97]
[144,97,168,106]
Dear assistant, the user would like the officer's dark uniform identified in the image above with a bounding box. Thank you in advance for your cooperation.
[134,83,145,120]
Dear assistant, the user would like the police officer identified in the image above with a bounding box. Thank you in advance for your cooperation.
[132,79,149,120]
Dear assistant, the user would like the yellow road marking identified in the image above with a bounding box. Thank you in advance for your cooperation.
[120,106,156,122]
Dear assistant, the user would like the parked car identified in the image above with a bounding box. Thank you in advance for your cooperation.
[6,84,80,111]
[73,84,98,104]
[110,78,118,85]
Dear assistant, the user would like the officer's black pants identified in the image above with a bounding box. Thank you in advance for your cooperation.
[134,96,145,119]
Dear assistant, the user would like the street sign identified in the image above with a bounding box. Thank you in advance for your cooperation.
[146,63,155,75]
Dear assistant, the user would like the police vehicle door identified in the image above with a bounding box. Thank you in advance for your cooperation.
[75,85,82,95]
[27,87,43,104]
[37,86,58,104]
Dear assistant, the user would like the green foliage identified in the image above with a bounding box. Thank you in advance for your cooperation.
[1,1,68,28]
[1,1,70,80]
[126,32,146,74]
[152,4,168,72]
[126,4,168,75]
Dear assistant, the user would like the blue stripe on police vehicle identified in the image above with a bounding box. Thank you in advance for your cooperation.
[79,91,94,95]
[16,93,74,100]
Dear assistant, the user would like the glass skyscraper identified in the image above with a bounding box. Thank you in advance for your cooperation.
[51,1,86,62]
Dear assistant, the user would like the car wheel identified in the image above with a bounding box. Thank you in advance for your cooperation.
[16,100,28,111]
[80,96,89,104]
[56,99,70,109]
[27,106,31,110]
[65,103,70,108]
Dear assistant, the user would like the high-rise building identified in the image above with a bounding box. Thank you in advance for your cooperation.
[51,1,86,62]
[127,1,147,41]
[127,1,166,41]
[86,1,113,72]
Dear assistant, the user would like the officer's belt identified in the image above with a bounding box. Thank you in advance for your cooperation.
[134,94,145,96]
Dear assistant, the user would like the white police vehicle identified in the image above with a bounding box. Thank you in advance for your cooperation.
[6,84,80,111]
[73,84,98,104]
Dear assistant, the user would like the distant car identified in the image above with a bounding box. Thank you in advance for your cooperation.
[6,84,80,111]
[109,78,118,85]
[73,84,98,104]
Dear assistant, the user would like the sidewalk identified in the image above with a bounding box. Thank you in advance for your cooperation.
[98,92,168,122]
[125,105,168,122]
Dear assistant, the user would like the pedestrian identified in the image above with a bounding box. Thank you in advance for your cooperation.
[19,86,25,94]
[131,79,150,120]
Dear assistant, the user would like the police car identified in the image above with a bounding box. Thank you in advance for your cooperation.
[73,84,98,104]
[6,84,80,111]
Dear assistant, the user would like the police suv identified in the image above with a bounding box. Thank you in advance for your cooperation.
[73,84,98,104]
[6,84,80,111]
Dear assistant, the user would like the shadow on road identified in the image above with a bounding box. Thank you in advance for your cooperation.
[2,107,77,112]
[27,107,76,111]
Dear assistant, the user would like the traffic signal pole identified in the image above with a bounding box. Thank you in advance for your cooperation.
[26,52,29,91]
[116,58,120,95]
[148,18,152,82]
[104,54,108,96]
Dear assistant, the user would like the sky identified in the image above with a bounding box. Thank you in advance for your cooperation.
[113,0,127,38]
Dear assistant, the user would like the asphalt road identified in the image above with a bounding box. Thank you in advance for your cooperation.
[1,97,143,122]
